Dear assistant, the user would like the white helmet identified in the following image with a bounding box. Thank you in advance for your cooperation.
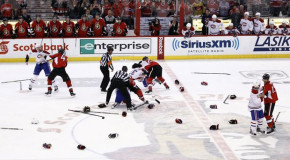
[253,81,260,89]
[244,12,249,16]
[255,12,261,16]
[282,20,287,24]
[212,15,217,19]
[229,23,233,26]
[186,23,191,28]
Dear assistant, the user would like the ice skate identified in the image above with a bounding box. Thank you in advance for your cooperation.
[266,127,275,134]
[45,90,52,95]
[111,102,119,109]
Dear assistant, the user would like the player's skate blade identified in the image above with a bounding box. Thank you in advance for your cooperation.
[70,92,76,96]
[266,127,275,134]
[29,85,32,90]
[250,130,257,136]
[45,90,52,95]
[111,103,119,109]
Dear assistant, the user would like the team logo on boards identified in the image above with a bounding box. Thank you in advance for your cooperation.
[254,36,290,52]
[240,70,288,80]
[0,41,9,54]
[172,37,240,51]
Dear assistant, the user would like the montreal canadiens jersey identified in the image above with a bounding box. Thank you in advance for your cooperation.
[130,68,146,82]
[248,92,263,111]
[28,49,50,63]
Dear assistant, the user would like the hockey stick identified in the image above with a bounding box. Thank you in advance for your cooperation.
[192,72,231,75]
[223,95,230,104]
[275,112,281,123]
[1,127,23,130]
[131,101,150,110]
[1,79,31,83]
[68,109,105,119]
[90,111,119,115]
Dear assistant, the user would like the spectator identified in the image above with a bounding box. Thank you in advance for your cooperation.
[15,0,27,18]
[239,0,248,10]
[103,0,113,17]
[240,12,253,34]
[122,0,135,30]
[149,18,161,36]
[70,0,85,19]
[192,0,204,16]
[182,23,195,37]
[15,16,29,38]
[224,23,240,36]
[229,5,237,16]
[270,0,285,16]
[104,10,115,36]
[287,1,290,16]
[207,0,219,15]
[251,0,262,15]
[219,0,230,17]
[207,14,224,35]
[141,0,153,17]
[21,8,31,26]
[62,16,75,37]
[0,18,13,38]
[1,0,14,19]
[278,21,290,35]
[90,1,102,16]
[76,14,91,37]
[156,0,169,17]
[184,1,193,23]
[112,1,124,18]
[265,21,278,35]
[230,7,242,28]
[113,17,127,36]
[168,0,176,17]
[91,13,106,37]
[201,8,212,35]
[252,12,265,35]
[239,5,246,15]
[168,16,179,35]
[85,9,93,22]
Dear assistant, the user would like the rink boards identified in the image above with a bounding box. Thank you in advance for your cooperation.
[0,35,289,62]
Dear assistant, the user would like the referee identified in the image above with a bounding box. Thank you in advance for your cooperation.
[100,46,114,92]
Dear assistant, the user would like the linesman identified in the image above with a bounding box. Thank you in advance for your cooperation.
[100,46,114,92]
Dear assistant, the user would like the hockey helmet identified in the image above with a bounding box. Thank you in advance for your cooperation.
[186,23,191,29]
[58,48,65,54]
[212,14,217,19]
[3,18,8,22]
[122,66,128,72]
[262,73,270,80]
[142,56,149,61]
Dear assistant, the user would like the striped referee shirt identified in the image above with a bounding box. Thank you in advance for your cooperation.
[100,52,114,70]
[112,70,129,82]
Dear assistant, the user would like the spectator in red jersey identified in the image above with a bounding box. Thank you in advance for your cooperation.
[149,18,161,36]
[112,1,124,18]
[15,16,29,38]
[113,17,128,36]
[168,0,176,17]
[47,15,62,37]
[141,0,153,17]
[31,15,47,38]
[0,18,13,38]
[76,14,91,37]
[207,0,219,15]
[1,0,14,19]
[122,0,135,29]
[62,16,75,37]
[91,13,106,36]
[156,0,169,17]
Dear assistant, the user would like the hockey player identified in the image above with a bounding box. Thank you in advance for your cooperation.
[182,23,195,37]
[113,17,128,36]
[239,12,253,35]
[76,15,91,37]
[62,16,75,37]
[278,21,290,35]
[224,23,240,36]
[100,46,114,92]
[106,66,134,110]
[207,14,224,35]
[47,15,62,37]
[265,21,279,36]
[31,15,47,38]
[0,18,13,38]
[248,82,264,136]
[15,16,29,38]
[91,14,106,37]
[252,12,265,35]
[25,44,57,91]
[142,56,169,94]
[45,49,75,96]
[259,73,278,134]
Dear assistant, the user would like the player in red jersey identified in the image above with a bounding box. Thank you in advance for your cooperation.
[113,17,128,36]
[45,49,75,96]
[31,15,47,38]
[15,16,30,38]
[76,15,91,37]
[0,18,13,38]
[91,14,106,37]
[47,15,62,37]
[62,16,75,37]
[259,73,278,134]
[142,56,169,93]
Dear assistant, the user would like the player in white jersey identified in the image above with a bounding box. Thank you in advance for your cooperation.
[207,15,224,35]
[25,44,57,91]
[278,21,290,35]
[240,12,253,35]
[265,21,279,35]
[224,23,240,36]
[182,23,195,37]
[248,82,264,136]
[252,12,265,35]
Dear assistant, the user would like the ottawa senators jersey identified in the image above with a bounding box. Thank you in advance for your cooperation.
[263,81,278,103]
[0,24,13,38]
[48,20,62,37]
[91,18,106,36]
[50,53,68,68]
[77,19,91,37]
[113,22,127,36]
[62,21,75,37]
[144,60,160,72]
[31,20,46,37]
[15,21,29,38]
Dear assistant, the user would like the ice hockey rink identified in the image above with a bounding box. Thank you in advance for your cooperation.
[0,59,290,160]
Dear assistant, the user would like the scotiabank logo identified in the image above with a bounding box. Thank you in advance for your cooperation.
[0,41,9,54]
[13,43,69,52]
